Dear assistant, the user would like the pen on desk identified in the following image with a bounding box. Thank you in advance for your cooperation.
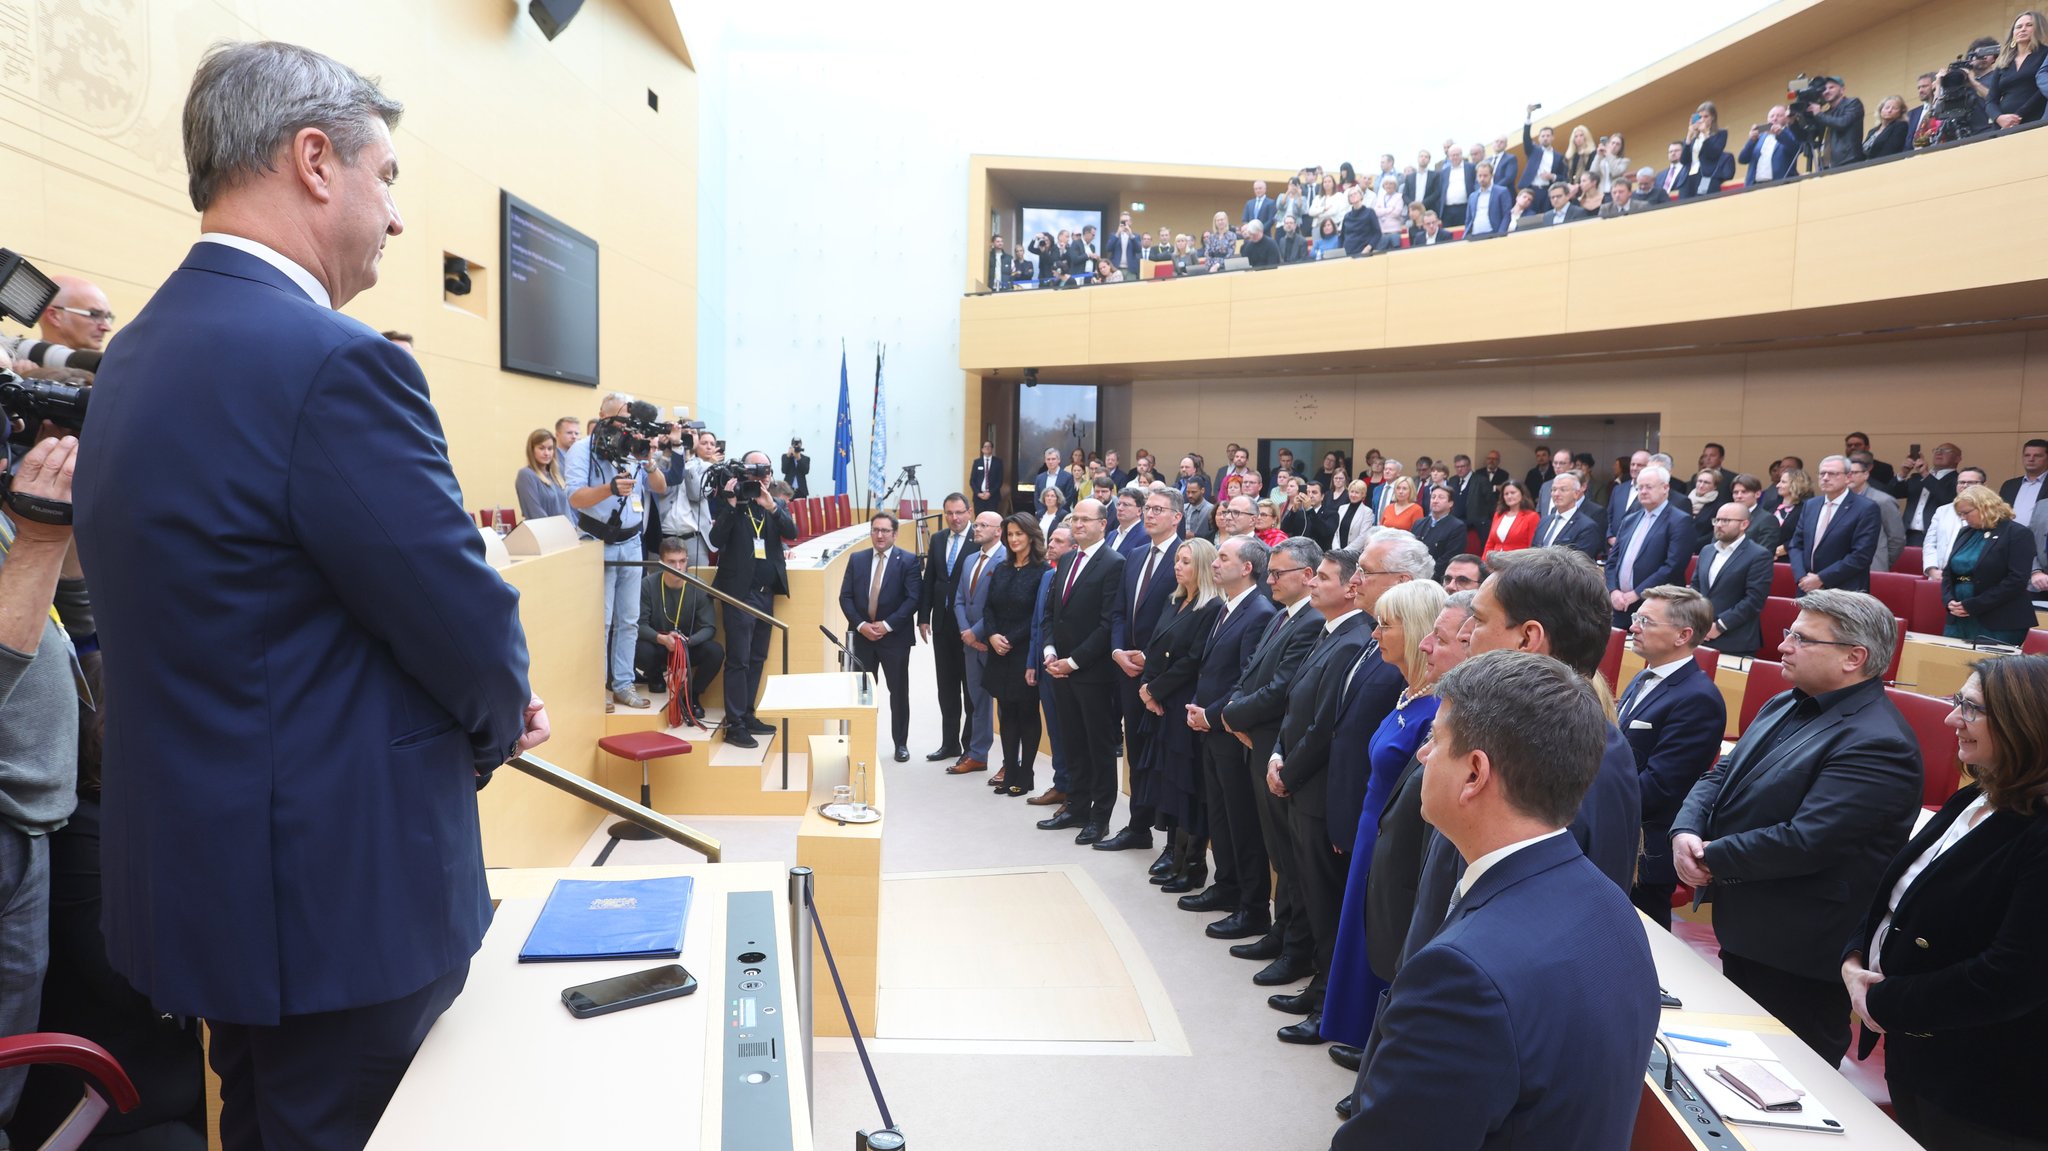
[1661,1031,1732,1047]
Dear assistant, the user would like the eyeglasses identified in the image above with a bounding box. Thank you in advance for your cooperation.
[1267,565,1309,577]
[1947,692,1989,722]
[1628,613,1669,628]
[54,305,115,324]
[1780,629,1858,649]
[1354,568,1403,578]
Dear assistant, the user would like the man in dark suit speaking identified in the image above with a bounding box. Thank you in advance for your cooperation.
[1670,590,1922,1064]
[838,512,924,761]
[1336,651,1658,1150]
[73,42,548,1150]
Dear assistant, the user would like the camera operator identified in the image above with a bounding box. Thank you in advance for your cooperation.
[781,437,810,500]
[709,450,796,746]
[0,276,114,375]
[1806,75,1866,169]
[563,392,671,711]
[658,425,715,567]
[1926,41,1999,145]
[0,434,86,1135]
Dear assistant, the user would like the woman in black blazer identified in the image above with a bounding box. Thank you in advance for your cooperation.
[1983,11,2048,128]
[1863,95,1912,159]
[1678,101,1731,199]
[981,515,1049,796]
[1843,656,2048,1150]
[1939,487,2037,645]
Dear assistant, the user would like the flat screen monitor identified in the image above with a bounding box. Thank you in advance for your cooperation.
[500,190,599,386]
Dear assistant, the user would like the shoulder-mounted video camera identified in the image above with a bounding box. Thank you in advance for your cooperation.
[589,399,671,467]
[0,250,91,447]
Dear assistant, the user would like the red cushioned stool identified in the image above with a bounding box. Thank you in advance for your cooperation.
[597,731,693,842]
[0,1032,139,1147]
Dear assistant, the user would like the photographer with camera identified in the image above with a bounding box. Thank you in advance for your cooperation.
[781,437,810,500]
[0,433,87,1136]
[0,275,113,376]
[709,449,796,747]
[1802,75,1867,169]
[659,427,719,567]
[563,391,672,711]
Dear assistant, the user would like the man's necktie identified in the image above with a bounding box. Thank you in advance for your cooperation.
[1542,515,1562,546]
[868,551,886,620]
[1062,551,1086,601]
[1209,601,1232,639]
[1618,669,1654,720]
[1813,501,1837,558]
[1134,546,1160,613]
[968,551,991,601]
[946,533,962,575]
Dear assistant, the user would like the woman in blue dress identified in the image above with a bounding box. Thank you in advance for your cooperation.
[1320,578,1450,1058]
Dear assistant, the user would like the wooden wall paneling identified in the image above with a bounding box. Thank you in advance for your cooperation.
[1229,261,1390,358]
[1089,276,1235,365]
[959,291,1092,369]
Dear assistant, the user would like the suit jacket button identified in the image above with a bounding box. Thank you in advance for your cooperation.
[1914,937,1930,949]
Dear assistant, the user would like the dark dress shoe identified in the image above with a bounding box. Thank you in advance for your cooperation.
[1335,1094,1354,1120]
[925,748,962,762]
[1328,1043,1362,1072]
[1074,823,1105,846]
[893,746,909,762]
[1267,989,1316,1015]
[1252,955,1311,986]
[722,727,759,749]
[1092,827,1153,852]
[1159,865,1207,894]
[1229,933,1284,961]
[1204,910,1271,939]
[1177,885,1233,913]
[1146,847,1176,875]
[1037,809,1083,831]
[1276,1012,1324,1045]
[742,717,777,734]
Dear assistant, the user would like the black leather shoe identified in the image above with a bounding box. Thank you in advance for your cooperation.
[1074,823,1105,846]
[1335,1094,1354,1120]
[1159,866,1207,894]
[1037,809,1083,831]
[1267,989,1317,1016]
[892,746,909,762]
[1092,827,1153,852]
[1204,910,1271,939]
[925,747,962,762]
[1230,933,1283,961]
[742,717,777,735]
[722,727,759,749]
[1177,885,1233,913]
[1328,1043,1362,1072]
[1252,955,1311,986]
[1147,847,1176,876]
[1276,1012,1324,1045]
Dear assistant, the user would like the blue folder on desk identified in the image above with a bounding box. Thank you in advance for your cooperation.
[518,877,694,963]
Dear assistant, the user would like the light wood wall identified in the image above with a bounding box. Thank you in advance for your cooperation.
[7,0,696,509]
[1121,328,2048,493]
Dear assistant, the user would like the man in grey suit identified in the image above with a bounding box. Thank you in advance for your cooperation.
[1848,454,1905,572]
[1181,478,1216,541]
[947,512,1005,774]
[1692,505,1774,657]
[1670,591,1921,1064]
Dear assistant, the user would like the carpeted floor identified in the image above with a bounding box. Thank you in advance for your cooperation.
[576,639,1357,1149]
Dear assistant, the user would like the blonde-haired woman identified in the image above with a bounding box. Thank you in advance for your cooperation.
[1982,9,2048,128]
[1563,124,1598,183]
[1680,101,1732,199]
[1321,578,1451,1059]
[515,428,570,521]
[1134,538,1225,891]
[1379,476,1424,532]
[1941,486,2037,645]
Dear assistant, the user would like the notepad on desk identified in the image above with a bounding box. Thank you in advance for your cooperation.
[1665,1027,1845,1135]
[518,876,694,963]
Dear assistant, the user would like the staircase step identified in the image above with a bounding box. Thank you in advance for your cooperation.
[710,729,774,767]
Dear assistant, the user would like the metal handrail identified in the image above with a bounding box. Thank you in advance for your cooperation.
[507,752,722,862]
[610,560,794,789]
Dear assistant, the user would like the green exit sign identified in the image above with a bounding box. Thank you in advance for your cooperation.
[1533,423,1553,437]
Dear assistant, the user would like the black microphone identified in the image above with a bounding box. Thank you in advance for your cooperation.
[818,624,871,683]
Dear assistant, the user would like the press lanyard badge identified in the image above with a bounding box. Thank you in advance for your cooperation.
[754,538,767,559]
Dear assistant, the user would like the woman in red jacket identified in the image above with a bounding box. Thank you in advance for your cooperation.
[1482,480,1540,558]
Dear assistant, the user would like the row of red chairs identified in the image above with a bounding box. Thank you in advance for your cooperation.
[788,495,852,540]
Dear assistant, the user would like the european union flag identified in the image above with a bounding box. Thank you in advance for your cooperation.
[833,348,852,496]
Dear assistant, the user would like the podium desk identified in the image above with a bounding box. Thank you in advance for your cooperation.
[1640,917,1917,1149]
[367,863,812,1151]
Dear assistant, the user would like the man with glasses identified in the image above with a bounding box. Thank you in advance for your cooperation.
[1098,492,1184,853]
[1670,590,1922,1064]
[1036,499,1127,845]
[1440,554,1484,593]
[1214,494,1257,542]
[1692,501,1773,657]
[1846,454,1906,573]
[1618,587,1727,928]
[1217,538,1325,987]
[1186,537,1277,937]
[1788,455,1880,594]
[1605,464,1691,629]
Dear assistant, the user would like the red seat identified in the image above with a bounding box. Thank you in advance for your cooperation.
[1886,687,1963,807]
[1151,264,1174,279]
[791,499,812,538]
[1868,571,1919,631]
[2026,629,2048,655]
[1738,660,1790,731]
[1599,628,1626,693]
[1897,546,1923,575]
[1757,596,1801,662]
[1883,615,1908,684]
[837,494,853,530]
[1770,563,1795,598]
[1684,555,1698,584]
[598,732,694,838]
[1909,578,1946,636]
[0,1032,139,1144]
[1692,645,1719,683]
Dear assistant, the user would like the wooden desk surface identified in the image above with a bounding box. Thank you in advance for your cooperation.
[1644,919,1918,1149]
[368,863,811,1151]
[757,671,875,716]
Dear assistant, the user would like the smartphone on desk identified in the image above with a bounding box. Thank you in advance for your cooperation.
[562,964,697,1019]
